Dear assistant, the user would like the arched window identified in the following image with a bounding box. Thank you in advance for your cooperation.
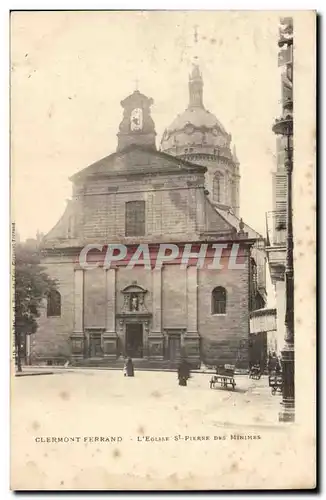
[213,173,223,203]
[47,290,61,317]
[231,180,237,208]
[212,287,227,315]
[225,172,230,204]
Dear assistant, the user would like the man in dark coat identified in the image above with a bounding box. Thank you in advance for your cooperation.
[177,358,190,386]
[124,357,134,377]
[268,352,280,374]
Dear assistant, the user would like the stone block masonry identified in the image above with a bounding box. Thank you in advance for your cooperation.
[33,250,250,368]
[198,256,250,367]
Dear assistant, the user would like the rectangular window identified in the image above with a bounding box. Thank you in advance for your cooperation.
[125,201,145,236]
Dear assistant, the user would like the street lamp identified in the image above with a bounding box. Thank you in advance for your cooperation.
[272,17,295,422]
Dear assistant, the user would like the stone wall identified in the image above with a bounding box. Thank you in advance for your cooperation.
[162,266,187,329]
[33,255,75,361]
[79,175,201,241]
[44,149,236,247]
[33,253,250,368]
[198,255,250,367]
[84,268,106,329]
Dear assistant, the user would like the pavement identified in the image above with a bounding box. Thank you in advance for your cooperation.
[11,369,303,490]
[13,368,281,426]
[15,370,54,377]
[16,364,249,375]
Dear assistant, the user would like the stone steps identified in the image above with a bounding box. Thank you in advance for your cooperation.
[70,358,183,370]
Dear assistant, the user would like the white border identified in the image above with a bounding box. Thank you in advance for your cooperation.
[2,3,322,499]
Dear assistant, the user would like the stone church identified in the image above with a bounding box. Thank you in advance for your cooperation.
[34,64,266,368]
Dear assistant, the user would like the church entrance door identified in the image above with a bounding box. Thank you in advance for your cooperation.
[168,335,181,362]
[88,332,102,358]
[126,323,143,358]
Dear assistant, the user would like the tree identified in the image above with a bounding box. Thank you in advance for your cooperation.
[14,243,56,371]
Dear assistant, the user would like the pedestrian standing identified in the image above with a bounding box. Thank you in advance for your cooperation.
[123,357,128,377]
[268,352,279,374]
[124,357,134,377]
[177,358,190,386]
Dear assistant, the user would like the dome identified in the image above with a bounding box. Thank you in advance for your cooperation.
[160,64,232,157]
[166,107,227,136]
[160,64,240,217]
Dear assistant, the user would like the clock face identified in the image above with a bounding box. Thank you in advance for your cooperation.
[130,108,143,131]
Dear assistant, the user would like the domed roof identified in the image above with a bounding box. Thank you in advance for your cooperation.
[166,107,227,136]
[160,64,231,155]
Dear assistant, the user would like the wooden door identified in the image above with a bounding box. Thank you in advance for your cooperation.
[126,323,143,358]
[89,334,102,358]
[168,336,181,361]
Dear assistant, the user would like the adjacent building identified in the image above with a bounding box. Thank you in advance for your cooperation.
[265,17,293,355]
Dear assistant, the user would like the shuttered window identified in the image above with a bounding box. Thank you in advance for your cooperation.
[275,172,287,230]
[275,172,287,199]
[282,79,292,103]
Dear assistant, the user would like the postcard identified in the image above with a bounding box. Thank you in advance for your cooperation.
[10,10,316,490]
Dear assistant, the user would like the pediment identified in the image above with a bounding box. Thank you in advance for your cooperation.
[70,145,206,183]
[121,283,147,294]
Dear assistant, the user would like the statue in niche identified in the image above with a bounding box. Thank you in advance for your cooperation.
[123,295,129,311]
[130,294,139,312]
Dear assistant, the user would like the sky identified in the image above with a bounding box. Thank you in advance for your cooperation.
[11,11,281,241]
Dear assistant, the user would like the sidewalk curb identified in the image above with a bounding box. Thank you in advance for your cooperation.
[15,371,54,377]
[20,366,252,376]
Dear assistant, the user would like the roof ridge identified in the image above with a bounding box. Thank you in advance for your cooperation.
[214,207,263,239]
[70,144,207,181]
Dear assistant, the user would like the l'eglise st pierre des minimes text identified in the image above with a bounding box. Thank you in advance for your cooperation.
[34,434,262,444]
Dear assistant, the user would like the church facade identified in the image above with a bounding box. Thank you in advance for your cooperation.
[34,65,266,368]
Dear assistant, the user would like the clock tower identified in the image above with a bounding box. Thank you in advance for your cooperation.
[117,90,157,152]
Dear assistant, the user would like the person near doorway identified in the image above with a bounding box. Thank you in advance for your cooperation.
[268,352,281,374]
[124,357,135,377]
[177,358,190,386]
[275,355,282,374]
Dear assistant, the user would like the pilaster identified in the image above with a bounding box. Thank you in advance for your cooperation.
[148,267,164,359]
[71,269,85,358]
[184,266,200,365]
[103,268,118,357]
